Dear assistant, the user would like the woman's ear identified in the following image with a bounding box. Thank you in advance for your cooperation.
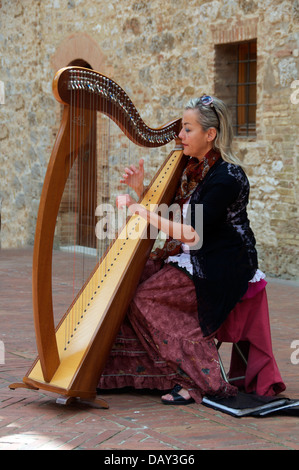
[207,127,217,142]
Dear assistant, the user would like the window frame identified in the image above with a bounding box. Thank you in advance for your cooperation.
[215,39,257,138]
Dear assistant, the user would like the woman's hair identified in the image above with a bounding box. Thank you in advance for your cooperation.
[185,96,243,166]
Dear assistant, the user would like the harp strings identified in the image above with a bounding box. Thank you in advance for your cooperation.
[55,71,167,351]
[62,72,89,349]
[61,73,116,349]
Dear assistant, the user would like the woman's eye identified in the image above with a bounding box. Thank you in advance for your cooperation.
[185,128,190,133]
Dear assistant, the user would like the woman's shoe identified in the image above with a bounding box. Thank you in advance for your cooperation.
[161,384,195,405]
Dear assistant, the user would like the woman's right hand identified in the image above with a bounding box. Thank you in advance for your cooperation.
[120,158,144,198]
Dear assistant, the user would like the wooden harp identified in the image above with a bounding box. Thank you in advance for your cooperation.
[10,66,186,408]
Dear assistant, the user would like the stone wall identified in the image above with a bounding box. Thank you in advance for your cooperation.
[0,0,298,279]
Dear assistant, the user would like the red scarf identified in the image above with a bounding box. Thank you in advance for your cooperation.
[151,148,221,260]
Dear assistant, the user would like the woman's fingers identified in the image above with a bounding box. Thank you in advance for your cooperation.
[116,194,137,208]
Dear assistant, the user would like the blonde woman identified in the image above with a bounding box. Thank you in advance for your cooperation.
[98,96,285,405]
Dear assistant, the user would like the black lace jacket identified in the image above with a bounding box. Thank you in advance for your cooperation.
[188,158,258,337]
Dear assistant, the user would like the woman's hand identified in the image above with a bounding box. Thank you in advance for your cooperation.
[120,158,144,198]
[116,194,199,247]
[116,194,142,216]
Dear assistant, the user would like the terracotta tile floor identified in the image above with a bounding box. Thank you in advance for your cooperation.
[0,247,299,450]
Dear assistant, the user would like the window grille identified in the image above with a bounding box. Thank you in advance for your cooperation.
[215,40,257,137]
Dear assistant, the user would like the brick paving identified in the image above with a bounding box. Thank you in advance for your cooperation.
[0,247,299,451]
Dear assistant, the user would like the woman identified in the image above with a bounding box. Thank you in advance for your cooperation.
[97,96,271,404]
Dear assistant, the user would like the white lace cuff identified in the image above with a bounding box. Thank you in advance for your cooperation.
[165,253,193,275]
[249,269,266,283]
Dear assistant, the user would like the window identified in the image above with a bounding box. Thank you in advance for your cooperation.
[215,40,257,137]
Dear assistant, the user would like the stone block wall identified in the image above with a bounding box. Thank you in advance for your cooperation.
[0,0,298,279]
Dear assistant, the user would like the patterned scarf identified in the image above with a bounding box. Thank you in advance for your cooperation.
[151,148,221,260]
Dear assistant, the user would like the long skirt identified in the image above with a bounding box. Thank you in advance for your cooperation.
[98,259,237,404]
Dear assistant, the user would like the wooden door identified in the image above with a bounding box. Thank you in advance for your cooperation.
[77,112,97,248]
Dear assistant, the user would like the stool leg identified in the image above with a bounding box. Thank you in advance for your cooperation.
[216,340,247,384]
[216,341,229,383]
[234,343,248,366]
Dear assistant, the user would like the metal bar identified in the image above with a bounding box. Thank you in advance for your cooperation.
[246,42,250,136]
[227,59,257,64]
[226,82,256,86]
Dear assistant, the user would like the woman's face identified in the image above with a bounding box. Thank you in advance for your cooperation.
[178,109,216,160]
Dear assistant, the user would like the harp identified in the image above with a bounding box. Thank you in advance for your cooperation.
[10,66,186,408]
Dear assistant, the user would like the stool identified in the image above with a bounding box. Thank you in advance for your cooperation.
[215,286,285,396]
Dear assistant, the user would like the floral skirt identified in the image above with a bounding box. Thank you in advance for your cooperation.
[98,259,237,403]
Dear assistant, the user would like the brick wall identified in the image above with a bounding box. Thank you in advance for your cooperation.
[0,0,298,279]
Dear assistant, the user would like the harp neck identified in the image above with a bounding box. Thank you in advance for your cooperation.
[53,66,182,147]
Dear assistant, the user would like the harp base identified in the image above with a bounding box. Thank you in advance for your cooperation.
[9,382,109,409]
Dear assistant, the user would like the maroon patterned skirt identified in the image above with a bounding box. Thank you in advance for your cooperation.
[98,260,236,403]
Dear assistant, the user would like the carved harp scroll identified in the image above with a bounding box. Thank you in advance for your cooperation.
[11,66,186,405]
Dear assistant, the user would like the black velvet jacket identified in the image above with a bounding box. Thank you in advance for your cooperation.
[188,158,258,337]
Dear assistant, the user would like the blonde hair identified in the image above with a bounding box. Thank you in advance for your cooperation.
[185,96,243,166]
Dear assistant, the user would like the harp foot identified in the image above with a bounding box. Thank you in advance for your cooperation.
[9,382,39,391]
[10,384,109,409]
[80,397,109,409]
[56,396,75,406]
[56,395,109,409]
